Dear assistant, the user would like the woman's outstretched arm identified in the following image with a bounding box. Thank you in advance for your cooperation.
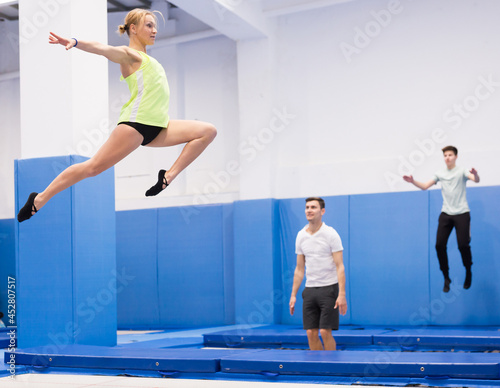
[49,32,138,65]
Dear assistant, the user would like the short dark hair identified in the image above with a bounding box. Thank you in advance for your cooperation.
[305,197,325,209]
[442,145,458,155]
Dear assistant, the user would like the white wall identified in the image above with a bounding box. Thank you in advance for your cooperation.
[1,0,499,218]
[238,0,500,200]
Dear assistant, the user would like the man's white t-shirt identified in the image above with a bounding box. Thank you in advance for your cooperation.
[295,223,343,288]
[432,166,470,215]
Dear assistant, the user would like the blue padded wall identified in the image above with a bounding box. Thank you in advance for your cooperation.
[429,186,500,325]
[233,199,281,326]
[113,186,500,328]
[279,196,351,326]
[115,204,235,328]
[16,156,116,348]
[349,191,430,326]
[72,157,117,345]
[116,209,159,329]
[157,205,226,326]
[0,219,15,323]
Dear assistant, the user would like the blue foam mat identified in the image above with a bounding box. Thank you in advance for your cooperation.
[375,328,500,349]
[220,349,500,379]
[204,325,500,351]
[204,325,384,347]
[6,326,500,384]
[8,345,260,373]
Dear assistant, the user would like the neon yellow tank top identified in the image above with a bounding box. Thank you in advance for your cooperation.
[118,50,170,128]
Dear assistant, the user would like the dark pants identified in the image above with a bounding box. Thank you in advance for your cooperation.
[435,212,472,278]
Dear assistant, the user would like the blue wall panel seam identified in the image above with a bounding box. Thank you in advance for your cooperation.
[155,208,161,326]
[70,156,76,343]
[272,199,282,325]
[221,206,227,324]
[427,190,432,325]
[347,194,352,324]
[14,160,20,332]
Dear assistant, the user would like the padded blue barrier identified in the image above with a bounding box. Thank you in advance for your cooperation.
[157,205,227,326]
[220,349,500,379]
[8,345,260,373]
[0,218,15,321]
[233,199,281,325]
[374,328,500,350]
[116,209,160,328]
[429,186,500,325]
[278,196,351,326]
[203,325,384,348]
[112,186,500,329]
[204,325,500,351]
[349,191,430,326]
[15,156,116,348]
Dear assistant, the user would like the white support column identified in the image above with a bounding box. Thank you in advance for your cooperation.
[236,37,276,200]
[19,0,108,159]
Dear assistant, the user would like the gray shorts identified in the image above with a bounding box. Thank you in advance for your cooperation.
[302,283,339,330]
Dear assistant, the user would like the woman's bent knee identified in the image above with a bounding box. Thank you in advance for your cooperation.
[205,124,217,141]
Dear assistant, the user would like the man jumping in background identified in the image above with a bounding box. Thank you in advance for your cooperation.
[403,146,480,292]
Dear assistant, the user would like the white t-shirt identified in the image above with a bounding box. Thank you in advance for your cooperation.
[432,166,470,215]
[295,223,343,287]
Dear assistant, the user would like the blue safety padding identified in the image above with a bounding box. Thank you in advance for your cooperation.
[374,328,500,349]
[349,191,430,325]
[9,345,260,373]
[0,218,15,322]
[429,186,500,325]
[15,156,116,348]
[233,199,281,326]
[157,205,226,326]
[116,209,160,328]
[72,156,117,345]
[16,157,73,349]
[220,349,500,379]
[278,196,351,326]
[203,325,384,348]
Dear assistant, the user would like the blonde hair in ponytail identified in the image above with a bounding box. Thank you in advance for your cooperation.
[117,8,163,37]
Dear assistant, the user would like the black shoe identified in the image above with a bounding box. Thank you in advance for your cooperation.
[443,278,451,293]
[464,269,472,290]
[17,192,38,222]
[145,170,168,197]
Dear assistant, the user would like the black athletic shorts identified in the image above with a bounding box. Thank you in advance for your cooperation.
[119,121,164,146]
[302,283,339,330]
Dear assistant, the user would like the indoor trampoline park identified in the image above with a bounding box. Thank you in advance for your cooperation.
[1,0,499,387]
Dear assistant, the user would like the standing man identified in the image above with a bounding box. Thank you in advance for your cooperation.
[289,197,347,351]
[403,146,480,292]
